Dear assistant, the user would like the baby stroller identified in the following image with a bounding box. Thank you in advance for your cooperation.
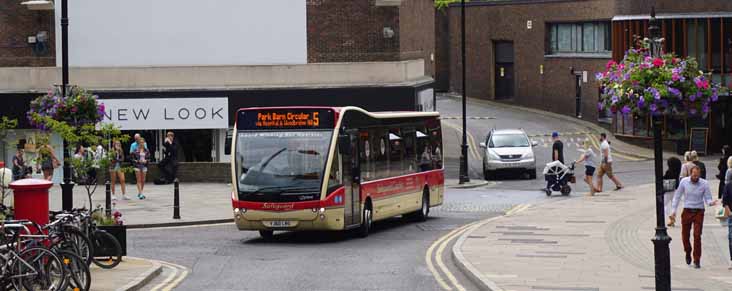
[543,160,575,196]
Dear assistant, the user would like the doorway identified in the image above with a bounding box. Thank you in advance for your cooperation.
[494,41,515,99]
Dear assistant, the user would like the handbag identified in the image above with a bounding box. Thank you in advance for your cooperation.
[715,206,729,220]
[725,206,731,218]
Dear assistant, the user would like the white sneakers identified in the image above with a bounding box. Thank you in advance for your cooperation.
[122,194,131,200]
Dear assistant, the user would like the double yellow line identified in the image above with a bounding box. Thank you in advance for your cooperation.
[425,221,477,291]
[149,260,189,291]
[441,120,483,162]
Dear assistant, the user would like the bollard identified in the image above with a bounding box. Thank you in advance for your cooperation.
[173,178,180,219]
[105,180,112,218]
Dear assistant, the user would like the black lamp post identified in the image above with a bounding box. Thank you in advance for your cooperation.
[59,0,75,211]
[458,0,470,184]
[648,8,672,291]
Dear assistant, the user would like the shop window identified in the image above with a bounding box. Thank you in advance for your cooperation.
[687,20,708,70]
[666,116,686,140]
[548,21,611,55]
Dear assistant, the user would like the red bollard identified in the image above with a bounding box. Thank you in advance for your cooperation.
[9,178,53,233]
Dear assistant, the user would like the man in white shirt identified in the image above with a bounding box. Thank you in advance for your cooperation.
[596,133,623,192]
[670,166,719,268]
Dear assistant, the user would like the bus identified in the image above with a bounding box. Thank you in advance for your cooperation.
[231,106,444,238]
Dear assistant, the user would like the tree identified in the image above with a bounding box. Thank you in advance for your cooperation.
[28,86,130,211]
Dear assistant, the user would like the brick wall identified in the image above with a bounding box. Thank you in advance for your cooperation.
[0,2,54,67]
[307,0,435,75]
[399,0,436,77]
[446,0,615,121]
[307,0,400,63]
[96,162,230,184]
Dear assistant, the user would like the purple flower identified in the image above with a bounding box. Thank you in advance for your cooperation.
[646,87,661,100]
[689,108,697,115]
[595,72,604,81]
[621,105,631,115]
[637,98,646,109]
[702,104,710,114]
[668,87,681,98]
[649,103,658,112]
[597,102,604,110]
[611,95,619,104]
[689,92,698,102]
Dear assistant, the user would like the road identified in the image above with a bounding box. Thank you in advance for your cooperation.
[127,96,660,290]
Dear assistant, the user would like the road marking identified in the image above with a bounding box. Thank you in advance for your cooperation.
[441,120,483,161]
[425,222,477,290]
[149,261,189,291]
[130,222,233,231]
[435,227,470,291]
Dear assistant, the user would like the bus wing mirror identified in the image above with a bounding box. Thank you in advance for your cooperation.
[338,135,351,155]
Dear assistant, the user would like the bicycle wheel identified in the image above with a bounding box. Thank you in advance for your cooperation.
[12,247,65,291]
[91,230,122,269]
[56,250,91,291]
[56,226,93,267]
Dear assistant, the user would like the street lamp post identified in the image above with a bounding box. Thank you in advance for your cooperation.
[458,0,470,184]
[648,8,672,291]
[59,0,75,211]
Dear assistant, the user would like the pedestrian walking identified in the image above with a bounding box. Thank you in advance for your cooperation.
[109,140,129,200]
[670,166,720,268]
[718,145,731,199]
[664,157,682,226]
[595,133,623,192]
[37,144,58,181]
[680,151,694,179]
[721,179,732,270]
[131,138,150,200]
[690,151,707,179]
[574,140,599,196]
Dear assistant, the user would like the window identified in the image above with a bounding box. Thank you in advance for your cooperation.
[548,22,611,54]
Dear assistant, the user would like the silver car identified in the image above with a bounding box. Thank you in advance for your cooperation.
[479,129,537,180]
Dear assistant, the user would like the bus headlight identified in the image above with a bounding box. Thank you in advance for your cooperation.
[312,208,318,213]
[319,208,326,214]
[319,214,326,220]
[233,208,239,216]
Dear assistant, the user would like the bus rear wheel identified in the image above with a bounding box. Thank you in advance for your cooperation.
[357,204,372,238]
[406,189,430,222]
[259,230,274,240]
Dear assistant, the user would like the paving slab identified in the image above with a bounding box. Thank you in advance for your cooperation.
[91,257,162,291]
[456,182,732,291]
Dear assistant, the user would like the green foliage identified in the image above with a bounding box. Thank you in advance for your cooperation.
[0,117,18,137]
[435,0,469,10]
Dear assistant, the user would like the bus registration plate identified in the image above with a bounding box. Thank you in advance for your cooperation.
[264,221,294,228]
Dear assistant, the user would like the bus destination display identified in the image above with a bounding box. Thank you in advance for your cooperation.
[238,109,334,130]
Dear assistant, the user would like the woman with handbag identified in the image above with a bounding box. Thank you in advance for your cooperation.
[722,179,732,270]
[38,144,59,181]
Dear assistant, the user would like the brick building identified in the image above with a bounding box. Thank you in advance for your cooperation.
[438,0,732,153]
[0,0,436,182]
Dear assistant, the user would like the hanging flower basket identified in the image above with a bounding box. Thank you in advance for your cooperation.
[27,86,105,129]
[596,39,727,117]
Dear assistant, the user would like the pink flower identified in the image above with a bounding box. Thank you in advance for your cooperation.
[652,58,664,68]
[695,78,709,89]
[606,60,617,70]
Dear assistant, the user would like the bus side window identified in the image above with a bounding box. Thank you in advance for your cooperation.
[417,126,432,172]
[389,129,404,176]
[430,122,443,169]
[402,127,417,174]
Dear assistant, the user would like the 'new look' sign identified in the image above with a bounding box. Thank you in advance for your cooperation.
[100,98,229,130]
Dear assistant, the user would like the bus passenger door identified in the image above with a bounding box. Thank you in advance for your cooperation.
[342,132,361,227]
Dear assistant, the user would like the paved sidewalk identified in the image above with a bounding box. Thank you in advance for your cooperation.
[41,182,233,227]
[456,182,732,291]
[91,257,162,291]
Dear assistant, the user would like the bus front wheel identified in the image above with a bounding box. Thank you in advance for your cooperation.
[259,230,274,240]
[357,204,372,238]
